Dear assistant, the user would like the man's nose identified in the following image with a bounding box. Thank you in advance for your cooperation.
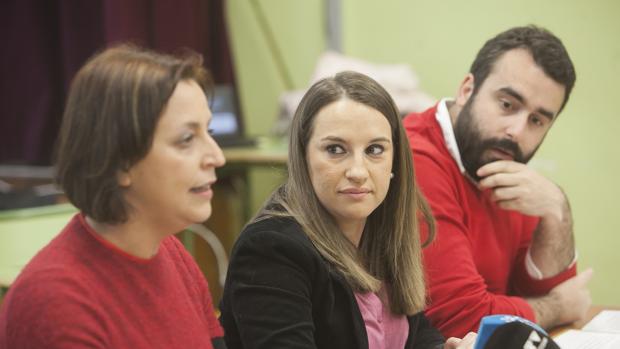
[504,113,529,141]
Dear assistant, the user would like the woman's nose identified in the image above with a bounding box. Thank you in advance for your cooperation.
[201,136,226,169]
[345,154,368,183]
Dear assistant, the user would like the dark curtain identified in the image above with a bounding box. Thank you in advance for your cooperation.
[0,0,234,165]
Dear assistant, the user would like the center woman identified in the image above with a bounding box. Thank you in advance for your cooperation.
[220,72,473,349]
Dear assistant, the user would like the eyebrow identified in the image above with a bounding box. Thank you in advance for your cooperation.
[499,87,556,121]
[184,121,201,130]
[319,135,391,143]
[182,114,213,129]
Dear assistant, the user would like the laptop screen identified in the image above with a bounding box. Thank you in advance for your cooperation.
[210,85,241,137]
[209,85,255,147]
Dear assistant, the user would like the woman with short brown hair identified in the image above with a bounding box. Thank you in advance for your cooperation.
[0,45,227,349]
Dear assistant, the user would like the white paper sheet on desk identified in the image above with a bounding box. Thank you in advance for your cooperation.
[582,310,620,333]
[554,329,620,349]
[555,311,620,348]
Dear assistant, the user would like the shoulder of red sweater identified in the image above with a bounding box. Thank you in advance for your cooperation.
[160,234,194,262]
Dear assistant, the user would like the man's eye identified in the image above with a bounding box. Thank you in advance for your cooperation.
[366,144,384,156]
[531,115,544,127]
[326,144,345,155]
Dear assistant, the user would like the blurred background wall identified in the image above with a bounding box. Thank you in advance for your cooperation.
[227,0,620,305]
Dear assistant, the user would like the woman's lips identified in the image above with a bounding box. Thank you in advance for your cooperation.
[339,188,371,200]
[190,183,214,199]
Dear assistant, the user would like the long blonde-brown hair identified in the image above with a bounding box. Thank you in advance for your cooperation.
[255,71,435,315]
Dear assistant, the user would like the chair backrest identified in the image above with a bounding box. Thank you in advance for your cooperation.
[0,203,77,287]
[184,224,229,288]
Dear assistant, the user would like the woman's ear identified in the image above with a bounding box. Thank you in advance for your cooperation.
[456,73,475,107]
[117,169,132,187]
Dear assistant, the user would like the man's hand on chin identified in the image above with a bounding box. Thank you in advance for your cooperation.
[476,160,566,220]
[477,160,576,277]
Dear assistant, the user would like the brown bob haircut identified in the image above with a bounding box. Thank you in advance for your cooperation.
[54,44,212,224]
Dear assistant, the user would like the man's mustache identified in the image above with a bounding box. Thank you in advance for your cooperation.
[481,138,525,163]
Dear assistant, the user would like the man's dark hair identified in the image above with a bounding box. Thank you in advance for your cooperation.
[470,25,576,113]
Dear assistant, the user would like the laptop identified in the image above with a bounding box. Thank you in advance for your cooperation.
[209,85,256,148]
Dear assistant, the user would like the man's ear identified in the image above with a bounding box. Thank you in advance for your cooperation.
[456,73,475,107]
[117,169,132,187]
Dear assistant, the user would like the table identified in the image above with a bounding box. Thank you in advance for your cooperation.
[550,305,620,337]
[223,147,287,166]
[222,137,287,166]
[219,138,287,223]
[217,137,287,222]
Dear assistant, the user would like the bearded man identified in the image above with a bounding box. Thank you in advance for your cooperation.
[404,25,592,338]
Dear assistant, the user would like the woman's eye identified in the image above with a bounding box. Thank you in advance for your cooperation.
[366,144,384,156]
[179,133,194,146]
[500,100,513,110]
[326,144,345,155]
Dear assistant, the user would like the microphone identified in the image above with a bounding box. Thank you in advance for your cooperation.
[473,315,560,349]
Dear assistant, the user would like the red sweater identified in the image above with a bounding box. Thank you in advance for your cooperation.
[0,214,223,349]
[403,106,576,338]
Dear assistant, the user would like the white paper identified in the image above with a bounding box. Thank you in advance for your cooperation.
[555,329,620,349]
[582,310,620,334]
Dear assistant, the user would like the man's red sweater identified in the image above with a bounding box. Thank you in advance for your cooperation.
[403,105,576,338]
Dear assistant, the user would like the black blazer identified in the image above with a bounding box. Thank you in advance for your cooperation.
[219,217,444,349]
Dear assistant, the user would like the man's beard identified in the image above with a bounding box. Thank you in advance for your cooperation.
[453,96,535,182]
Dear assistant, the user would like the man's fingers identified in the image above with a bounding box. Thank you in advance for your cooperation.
[445,337,461,345]
[458,332,477,349]
[477,160,524,177]
[496,199,519,211]
[478,172,521,189]
[445,332,477,349]
[462,332,477,344]
[489,186,521,202]
[577,268,594,285]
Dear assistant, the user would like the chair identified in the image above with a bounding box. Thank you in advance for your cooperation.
[183,224,229,289]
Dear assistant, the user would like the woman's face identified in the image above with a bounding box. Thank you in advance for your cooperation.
[306,98,393,238]
[119,80,225,233]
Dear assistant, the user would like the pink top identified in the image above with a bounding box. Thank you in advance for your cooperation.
[354,289,409,349]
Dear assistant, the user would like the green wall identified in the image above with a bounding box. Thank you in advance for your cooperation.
[226,0,326,213]
[226,0,325,136]
[228,0,620,305]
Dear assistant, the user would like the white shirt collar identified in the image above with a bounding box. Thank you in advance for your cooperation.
[435,98,466,174]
